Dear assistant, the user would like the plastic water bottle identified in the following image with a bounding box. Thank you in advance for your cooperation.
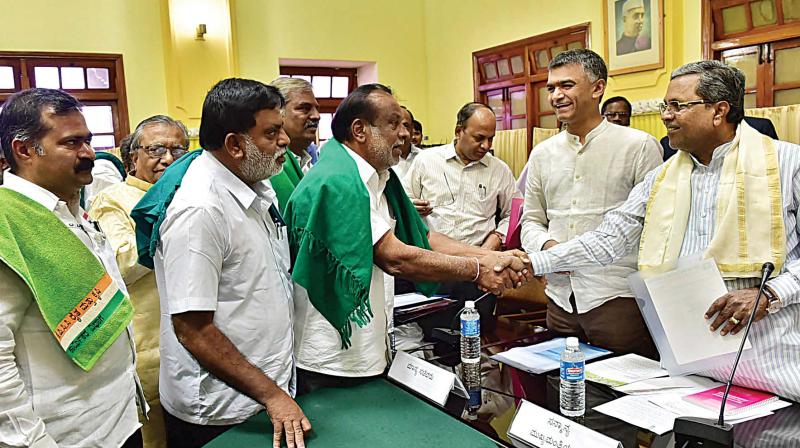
[460,301,481,416]
[559,337,585,417]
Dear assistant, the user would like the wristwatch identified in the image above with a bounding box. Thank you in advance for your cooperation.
[763,286,783,314]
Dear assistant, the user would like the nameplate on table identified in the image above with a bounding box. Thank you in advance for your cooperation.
[388,351,468,406]
[508,400,621,448]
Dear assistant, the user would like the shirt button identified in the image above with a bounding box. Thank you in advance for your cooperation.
[575,175,581,181]
[572,199,577,205]
[569,224,575,229]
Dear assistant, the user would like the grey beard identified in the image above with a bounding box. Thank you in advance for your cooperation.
[240,137,285,184]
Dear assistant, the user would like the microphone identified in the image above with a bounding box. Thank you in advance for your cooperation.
[673,262,775,448]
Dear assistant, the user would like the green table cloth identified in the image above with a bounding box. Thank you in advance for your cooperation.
[206,378,498,447]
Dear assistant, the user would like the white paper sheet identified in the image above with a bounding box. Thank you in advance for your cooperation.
[585,354,668,387]
[614,375,722,395]
[629,257,752,375]
[645,258,746,365]
[594,395,678,435]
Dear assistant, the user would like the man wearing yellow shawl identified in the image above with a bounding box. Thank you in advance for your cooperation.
[527,61,800,401]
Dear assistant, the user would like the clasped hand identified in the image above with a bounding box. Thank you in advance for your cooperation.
[476,249,541,295]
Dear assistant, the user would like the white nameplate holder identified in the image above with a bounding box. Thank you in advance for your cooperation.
[388,351,468,406]
[508,400,621,448]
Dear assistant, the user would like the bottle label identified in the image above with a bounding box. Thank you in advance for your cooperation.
[467,389,481,408]
[461,318,480,337]
[560,361,584,381]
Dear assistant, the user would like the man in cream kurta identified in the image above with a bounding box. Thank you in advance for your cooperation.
[89,115,190,448]
[522,49,662,357]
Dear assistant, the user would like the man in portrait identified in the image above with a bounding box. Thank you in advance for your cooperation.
[616,0,651,55]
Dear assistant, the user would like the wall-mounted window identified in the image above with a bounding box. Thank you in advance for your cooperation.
[703,0,800,108]
[0,52,130,150]
[279,66,357,144]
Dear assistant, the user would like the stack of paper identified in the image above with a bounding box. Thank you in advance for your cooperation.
[594,390,791,435]
[585,354,668,387]
[490,338,611,374]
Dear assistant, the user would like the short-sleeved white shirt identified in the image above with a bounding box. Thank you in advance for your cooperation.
[293,146,396,377]
[154,151,295,425]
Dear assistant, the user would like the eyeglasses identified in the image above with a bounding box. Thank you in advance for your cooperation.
[136,144,188,159]
[419,172,456,208]
[658,100,712,115]
[603,112,630,119]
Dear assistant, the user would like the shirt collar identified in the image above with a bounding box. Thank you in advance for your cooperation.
[565,118,609,147]
[126,175,153,192]
[342,144,389,194]
[200,151,258,210]
[3,172,62,212]
[690,126,738,169]
[445,141,490,167]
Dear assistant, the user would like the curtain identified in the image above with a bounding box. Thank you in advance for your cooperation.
[631,113,667,141]
[493,128,559,177]
[746,105,800,145]
[533,127,559,146]
[493,128,528,177]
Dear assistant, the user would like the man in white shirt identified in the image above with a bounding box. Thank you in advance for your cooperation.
[522,49,662,357]
[0,88,142,447]
[393,106,421,179]
[151,79,309,448]
[401,102,521,333]
[287,84,534,393]
[403,102,519,250]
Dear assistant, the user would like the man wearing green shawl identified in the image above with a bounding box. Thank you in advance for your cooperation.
[287,84,534,393]
[0,88,142,446]
[269,77,320,211]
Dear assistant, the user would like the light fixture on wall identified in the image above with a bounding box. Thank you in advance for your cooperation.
[195,23,207,40]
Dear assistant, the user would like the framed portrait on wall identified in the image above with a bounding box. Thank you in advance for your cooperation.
[603,0,664,76]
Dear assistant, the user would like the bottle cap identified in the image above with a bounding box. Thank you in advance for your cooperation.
[465,301,475,309]
[566,337,579,348]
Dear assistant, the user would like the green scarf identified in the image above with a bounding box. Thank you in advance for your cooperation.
[131,150,203,269]
[0,188,134,371]
[270,150,304,213]
[284,139,438,348]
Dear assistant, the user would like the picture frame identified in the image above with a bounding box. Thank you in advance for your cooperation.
[603,0,664,76]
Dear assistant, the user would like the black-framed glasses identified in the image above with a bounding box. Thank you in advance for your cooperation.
[419,172,456,208]
[658,99,712,115]
[136,144,188,159]
[603,112,630,119]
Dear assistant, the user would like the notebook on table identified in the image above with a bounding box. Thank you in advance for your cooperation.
[683,385,778,416]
